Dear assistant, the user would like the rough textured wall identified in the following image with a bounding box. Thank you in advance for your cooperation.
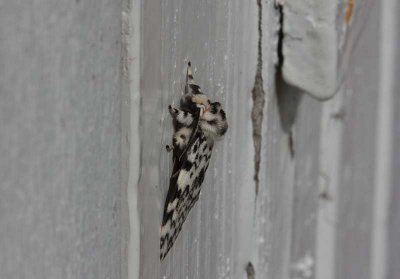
[0,1,125,278]
[139,0,272,277]
[0,0,395,278]
[138,0,399,278]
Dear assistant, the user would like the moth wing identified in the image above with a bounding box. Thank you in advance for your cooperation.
[160,132,213,260]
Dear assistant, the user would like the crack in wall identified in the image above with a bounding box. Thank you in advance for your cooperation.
[275,2,299,158]
[251,0,265,196]
[275,2,284,71]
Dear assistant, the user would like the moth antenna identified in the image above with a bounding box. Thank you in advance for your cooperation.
[185,61,195,96]
[187,61,194,84]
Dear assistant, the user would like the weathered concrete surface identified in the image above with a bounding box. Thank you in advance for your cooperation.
[0,1,126,278]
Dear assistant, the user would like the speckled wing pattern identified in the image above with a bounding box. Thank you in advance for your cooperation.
[161,61,228,260]
[160,62,213,261]
[160,131,213,260]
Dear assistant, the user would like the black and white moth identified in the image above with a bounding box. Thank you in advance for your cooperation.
[160,62,228,260]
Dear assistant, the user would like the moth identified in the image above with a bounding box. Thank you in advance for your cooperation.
[160,62,228,260]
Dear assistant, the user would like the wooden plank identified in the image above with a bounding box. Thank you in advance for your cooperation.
[334,1,380,278]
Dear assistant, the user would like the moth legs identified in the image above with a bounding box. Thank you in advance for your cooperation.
[166,127,193,152]
[166,105,195,152]
[168,105,195,126]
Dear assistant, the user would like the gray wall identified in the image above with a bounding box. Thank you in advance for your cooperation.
[1,0,399,279]
[138,0,400,278]
[0,0,126,278]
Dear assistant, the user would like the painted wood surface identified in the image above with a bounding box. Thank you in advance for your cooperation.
[136,0,399,278]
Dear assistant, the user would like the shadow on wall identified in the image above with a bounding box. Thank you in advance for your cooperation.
[275,72,303,134]
[275,69,304,158]
[274,3,303,138]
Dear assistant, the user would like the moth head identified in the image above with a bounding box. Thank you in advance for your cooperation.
[192,94,211,113]
[203,101,223,117]
[199,101,228,140]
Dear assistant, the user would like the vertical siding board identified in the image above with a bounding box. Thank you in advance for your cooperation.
[0,1,124,278]
[263,95,296,279]
[290,94,321,279]
[316,91,344,279]
[388,96,400,277]
[335,2,380,278]
[141,0,259,278]
[139,0,162,277]
[386,1,400,277]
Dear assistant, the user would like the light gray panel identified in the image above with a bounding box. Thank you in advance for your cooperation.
[290,93,321,279]
[140,0,260,278]
[387,1,400,278]
[139,0,162,277]
[0,1,124,278]
[335,1,380,278]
